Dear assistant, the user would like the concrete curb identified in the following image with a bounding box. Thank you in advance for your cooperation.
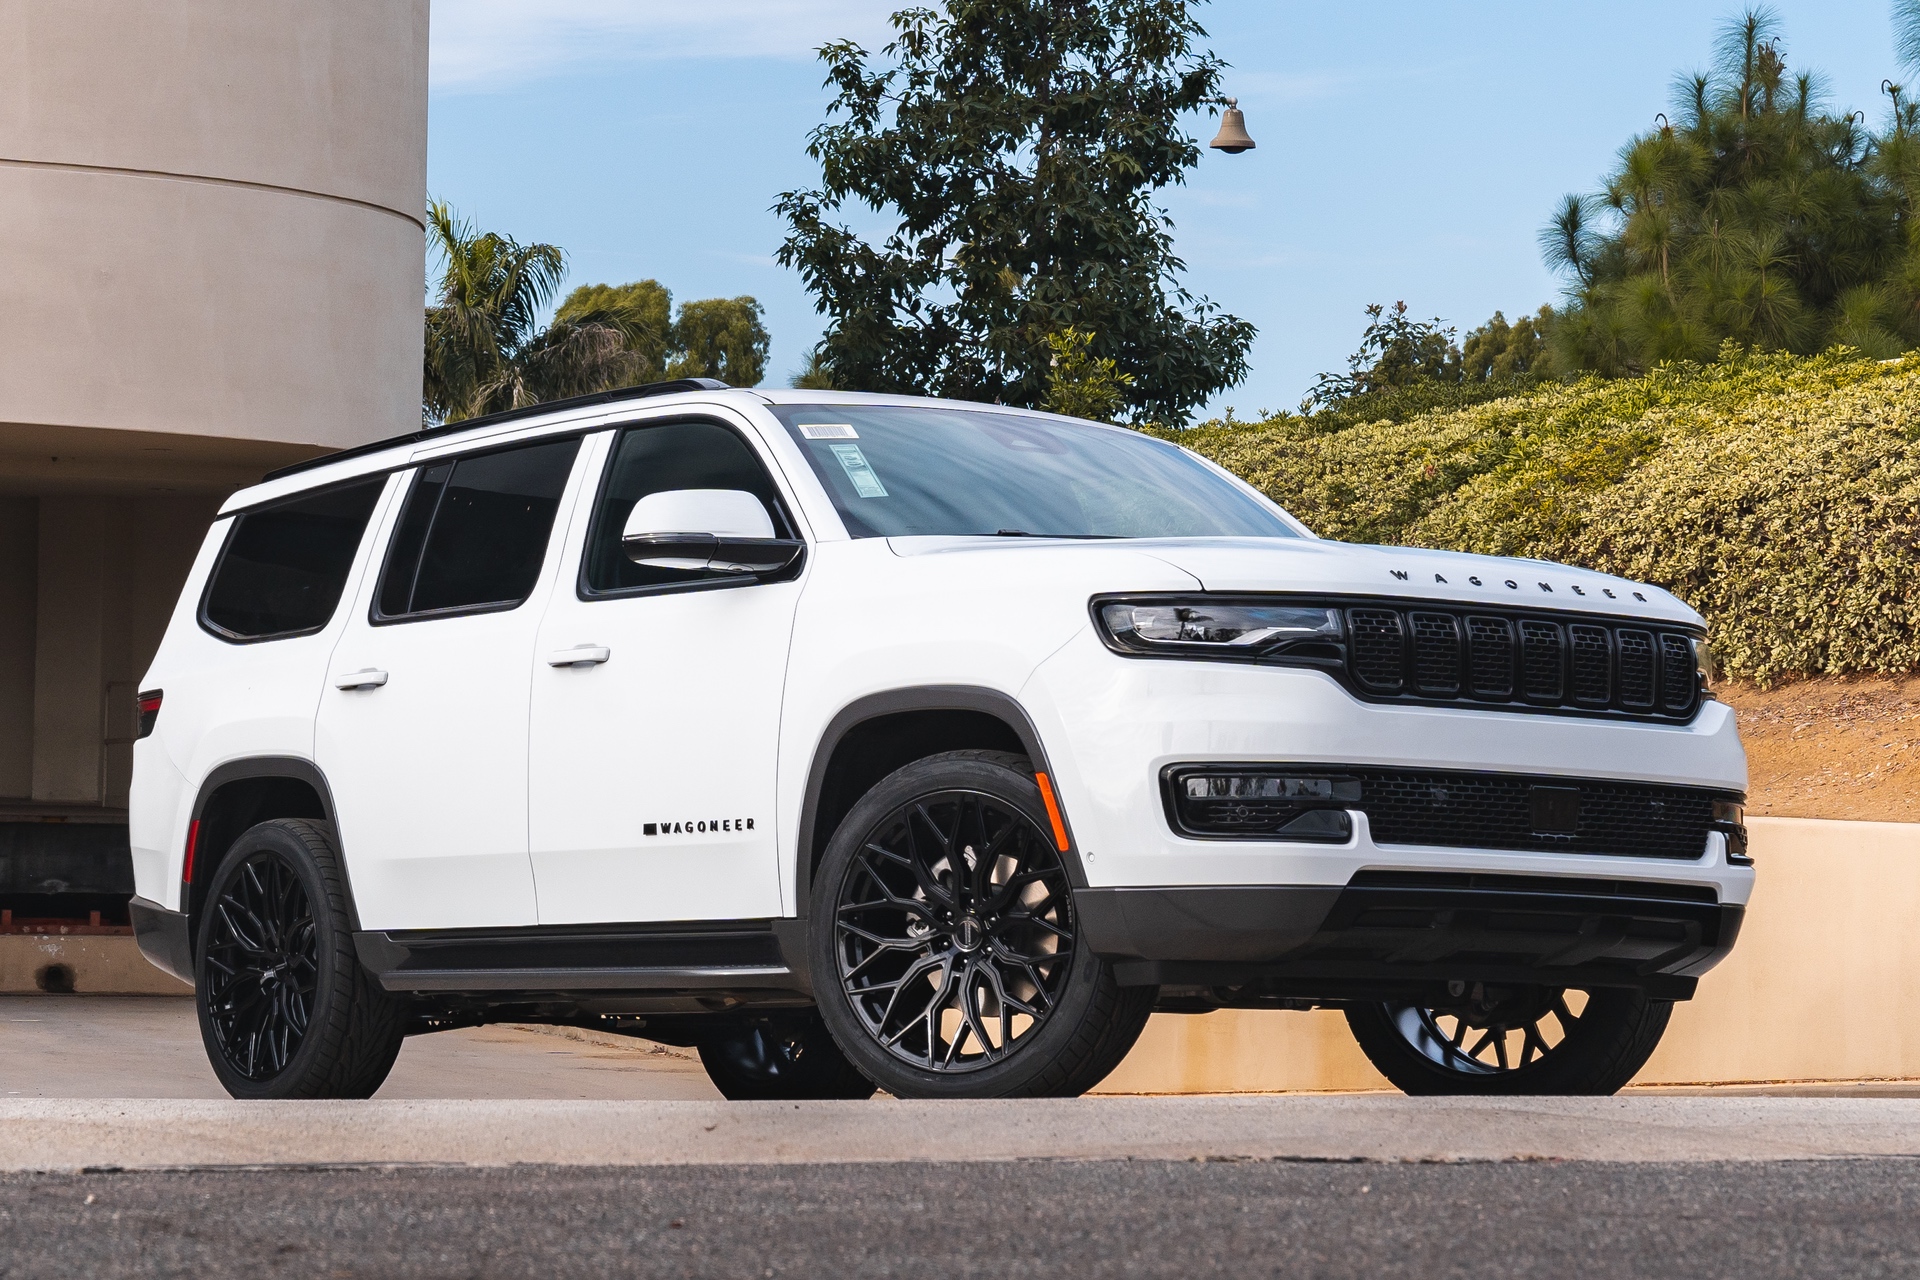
[9,1096,1920,1171]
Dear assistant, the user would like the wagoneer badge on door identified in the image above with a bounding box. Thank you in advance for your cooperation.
[643,818,756,836]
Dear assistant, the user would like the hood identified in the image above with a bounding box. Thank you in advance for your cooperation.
[1129,537,1703,628]
[881,535,1701,628]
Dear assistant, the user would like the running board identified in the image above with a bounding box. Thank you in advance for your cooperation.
[352,918,808,995]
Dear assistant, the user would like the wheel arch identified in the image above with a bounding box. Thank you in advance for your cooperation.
[184,757,359,938]
[792,686,1087,924]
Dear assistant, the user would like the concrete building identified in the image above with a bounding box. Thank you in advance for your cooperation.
[0,1,428,922]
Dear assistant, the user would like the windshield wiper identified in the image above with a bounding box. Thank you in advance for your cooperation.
[992,530,1123,539]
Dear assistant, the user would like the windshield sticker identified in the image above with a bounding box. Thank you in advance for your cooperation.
[800,422,859,439]
[828,443,889,498]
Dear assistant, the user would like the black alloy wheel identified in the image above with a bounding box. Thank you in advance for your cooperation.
[696,1013,877,1100]
[811,751,1154,1099]
[194,819,407,1099]
[838,786,1073,1072]
[201,849,320,1080]
[1345,981,1673,1096]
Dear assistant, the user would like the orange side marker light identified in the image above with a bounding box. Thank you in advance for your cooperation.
[1033,771,1071,852]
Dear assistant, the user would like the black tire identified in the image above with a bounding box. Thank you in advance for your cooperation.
[1345,983,1673,1096]
[810,750,1155,1099]
[194,818,407,1100]
[697,1013,878,1100]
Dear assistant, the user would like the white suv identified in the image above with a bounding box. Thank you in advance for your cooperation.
[127,380,1750,1100]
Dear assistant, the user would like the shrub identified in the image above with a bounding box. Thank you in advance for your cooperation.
[1174,347,1920,684]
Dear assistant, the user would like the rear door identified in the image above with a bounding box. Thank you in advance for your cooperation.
[316,434,589,931]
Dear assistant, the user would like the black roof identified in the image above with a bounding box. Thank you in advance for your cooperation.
[261,378,733,483]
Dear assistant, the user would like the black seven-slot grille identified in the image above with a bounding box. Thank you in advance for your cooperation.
[1168,766,1726,859]
[1344,605,1702,721]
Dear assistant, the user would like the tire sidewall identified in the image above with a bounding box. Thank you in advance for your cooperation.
[808,753,1104,1099]
[193,819,352,1100]
[1346,987,1667,1096]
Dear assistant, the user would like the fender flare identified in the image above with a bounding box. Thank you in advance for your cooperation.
[184,756,362,930]
[790,684,1087,922]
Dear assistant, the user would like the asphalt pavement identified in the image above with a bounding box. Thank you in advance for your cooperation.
[11,995,1920,1277]
[6,1159,1920,1279]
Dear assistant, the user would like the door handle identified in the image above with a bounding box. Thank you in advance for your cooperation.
[547,645,611,668]
[334,668,389,691]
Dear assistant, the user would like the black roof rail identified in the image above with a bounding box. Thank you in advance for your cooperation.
[260,378,734,483]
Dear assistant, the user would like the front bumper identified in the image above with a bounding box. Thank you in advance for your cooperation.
[1023,634,1753,905]
[1078,871,1740,1002]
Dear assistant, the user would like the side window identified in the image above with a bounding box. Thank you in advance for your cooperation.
[375,436,581,620]
[201,477,386,641]
[582,420,793,595]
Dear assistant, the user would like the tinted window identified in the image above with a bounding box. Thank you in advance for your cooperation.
[770,404,1300,540]
[376,437,580,619]
[582,421,790,594]
[202,478,385,641]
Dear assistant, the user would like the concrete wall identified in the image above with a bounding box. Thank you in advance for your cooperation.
[0,1,428,836]
[1096,817,1920,1093]
[0,0,429,457]
[0,496,216,809]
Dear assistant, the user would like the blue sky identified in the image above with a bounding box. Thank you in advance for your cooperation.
[428,1,1907,420]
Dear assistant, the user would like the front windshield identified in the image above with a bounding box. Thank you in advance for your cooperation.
[770,404,1301,540]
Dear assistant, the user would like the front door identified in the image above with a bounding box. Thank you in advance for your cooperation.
[528,418,803,925]
[316,435,587,931]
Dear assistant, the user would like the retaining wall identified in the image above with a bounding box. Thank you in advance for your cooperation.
[1096,816,1920,1092]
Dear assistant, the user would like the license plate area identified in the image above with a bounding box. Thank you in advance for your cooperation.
[1530,785,1581,835]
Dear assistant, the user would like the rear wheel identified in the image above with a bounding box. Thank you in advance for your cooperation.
[1345,982,1672,1096]
[697,1013,877,1100]
[194,818,406,1099]
[810,750,1154,1099]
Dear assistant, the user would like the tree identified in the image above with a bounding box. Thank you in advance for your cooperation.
[669,296,770,386]
[1043,327,1134,421]
[1460,307,1556,381]
[776,0,1254,426]
[1544,8,1920,373]
[422,202,651,423]
[554,281,673,379]
[1302,303,1461,410]
[790,345,839,389]
[424,206,777,424]
[1300,302,1555,418]
[553,282,770,387]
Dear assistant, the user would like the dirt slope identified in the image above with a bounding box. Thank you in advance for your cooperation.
[1716,676,1920,822]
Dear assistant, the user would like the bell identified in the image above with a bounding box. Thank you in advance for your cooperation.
[1209,98,1255,154]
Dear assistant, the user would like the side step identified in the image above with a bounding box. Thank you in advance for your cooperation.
[353,918,807,995]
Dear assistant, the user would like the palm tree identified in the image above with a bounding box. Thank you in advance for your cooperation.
[421,201,655,423]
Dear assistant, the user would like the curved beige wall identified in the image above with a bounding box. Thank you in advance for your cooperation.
[0,0,428,460]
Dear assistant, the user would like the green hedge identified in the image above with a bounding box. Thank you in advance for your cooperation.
[1174,348,1920,685]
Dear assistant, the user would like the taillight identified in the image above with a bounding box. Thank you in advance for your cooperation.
[136,689,163,738]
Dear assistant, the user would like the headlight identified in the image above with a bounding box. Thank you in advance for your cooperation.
[1096,597,1343,656]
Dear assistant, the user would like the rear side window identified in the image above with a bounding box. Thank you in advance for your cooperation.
[201,478,386,641]
[376,436,580,620]
[581,420,792,595]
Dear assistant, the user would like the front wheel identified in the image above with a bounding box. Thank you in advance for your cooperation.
[810,750,1154,1099]
[1345,983,1672,1096]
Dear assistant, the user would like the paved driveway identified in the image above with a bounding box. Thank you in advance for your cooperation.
[0,995,719,1101]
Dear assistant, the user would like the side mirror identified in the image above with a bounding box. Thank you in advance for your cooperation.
[620,489,803,575]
